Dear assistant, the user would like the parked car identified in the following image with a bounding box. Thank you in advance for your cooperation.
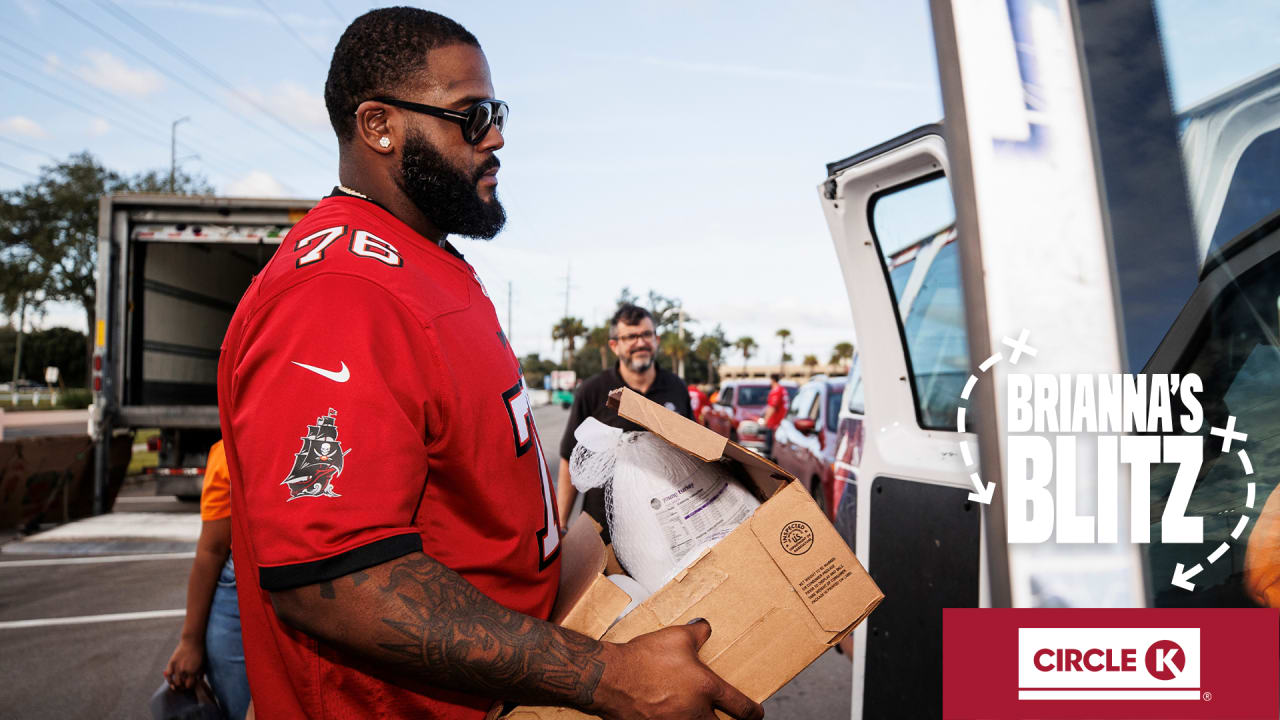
[771,375,847,518]
[703,379,797,453]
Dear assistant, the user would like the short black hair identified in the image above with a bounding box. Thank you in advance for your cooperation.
[770,373,782,382]
[325,7,480,142]
[610,303,654,334]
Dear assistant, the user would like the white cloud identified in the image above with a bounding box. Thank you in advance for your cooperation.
[77,50,163,97]
[16,0,39,20]
[274,82,329,129]
[230,83,329,129]
[0,116,48,139]
[226,171,287,197]
[88,118,111,137]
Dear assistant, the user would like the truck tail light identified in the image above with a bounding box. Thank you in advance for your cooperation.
[147,436,162,452]
[93,376,102,391]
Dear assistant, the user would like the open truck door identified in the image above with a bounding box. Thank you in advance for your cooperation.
[822,1,1280,716]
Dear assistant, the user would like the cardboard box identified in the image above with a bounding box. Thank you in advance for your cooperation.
[497,388,883,720]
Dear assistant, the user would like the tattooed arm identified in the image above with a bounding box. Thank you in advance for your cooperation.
[270,551,763,720]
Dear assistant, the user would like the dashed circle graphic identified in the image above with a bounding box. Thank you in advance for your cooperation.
[953,329,1260,592]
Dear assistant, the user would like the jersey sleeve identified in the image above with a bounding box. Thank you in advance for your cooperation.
[200,441,231,522]
[226,273,440,591]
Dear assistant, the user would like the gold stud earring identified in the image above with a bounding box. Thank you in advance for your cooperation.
[379,137,390,149]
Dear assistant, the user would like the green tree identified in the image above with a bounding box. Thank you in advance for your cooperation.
[0,326,88,386]
[694,325,728,385]
[734,336,757,373]
[551,316,587,368]
[585,324,614,370]
[0,152,210,384]
[776,328,792,375]
[830,341,855,372]
[659,328,692,379]
[803,354,819,377]
[518,353,558,390]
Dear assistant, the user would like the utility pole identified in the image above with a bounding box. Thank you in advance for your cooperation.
[561,262,572,319]
[676,305,685,378]
[11,294,26,385]
[170,116,190,193]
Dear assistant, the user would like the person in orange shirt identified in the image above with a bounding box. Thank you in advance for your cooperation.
[164,441,250,719]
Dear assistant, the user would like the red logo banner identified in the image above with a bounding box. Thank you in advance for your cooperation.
[943,608,1277,719]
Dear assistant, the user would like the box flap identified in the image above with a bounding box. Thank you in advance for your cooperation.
[748,482,883,632]
[608,387,727,461]
[551,519,632,638]
[607,387,792,500]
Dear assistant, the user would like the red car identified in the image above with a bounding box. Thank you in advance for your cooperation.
[771,375,847,519]
[703,380,796,454]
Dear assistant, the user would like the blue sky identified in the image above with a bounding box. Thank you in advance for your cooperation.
[2,1,1276,369]
[0,0,943,366]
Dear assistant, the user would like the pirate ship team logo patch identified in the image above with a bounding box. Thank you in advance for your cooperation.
[282,408,351,501]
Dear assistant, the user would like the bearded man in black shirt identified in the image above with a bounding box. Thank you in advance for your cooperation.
[556,303,694,538]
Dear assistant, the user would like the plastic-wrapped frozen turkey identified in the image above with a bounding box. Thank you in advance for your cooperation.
[570,418,759,595]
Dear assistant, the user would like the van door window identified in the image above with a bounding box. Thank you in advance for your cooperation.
[719,386,734,407]
[826,385,844,432]
[1146,233,1280,608]
[846,354,865,416]
[869,174,969,430]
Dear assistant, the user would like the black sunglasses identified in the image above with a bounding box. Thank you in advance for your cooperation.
[370,96,508,145]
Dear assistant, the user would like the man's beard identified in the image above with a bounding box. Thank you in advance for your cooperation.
[622,350,654,373]
[396,129,506,239]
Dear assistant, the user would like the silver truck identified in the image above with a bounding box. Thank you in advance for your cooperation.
[91,194,316,506]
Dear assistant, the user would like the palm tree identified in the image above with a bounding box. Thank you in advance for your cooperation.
[660,330,691,377]
[830,341,855,373]
[734,336,757,373]
[551,316,587,368]
[695,333,726,385]
[776,328,792,376]
[587,324,612,369]
[803,354,819,377]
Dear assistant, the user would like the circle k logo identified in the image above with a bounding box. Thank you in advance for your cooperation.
[1145,639,1186,681]
[1018,628,1201,700]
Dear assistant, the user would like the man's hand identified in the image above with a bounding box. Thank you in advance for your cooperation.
[591,620,763,720]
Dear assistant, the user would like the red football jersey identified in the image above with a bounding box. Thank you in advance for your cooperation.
[218,194,561,719]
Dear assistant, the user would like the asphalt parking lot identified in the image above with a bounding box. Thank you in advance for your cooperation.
[0,405,850,719]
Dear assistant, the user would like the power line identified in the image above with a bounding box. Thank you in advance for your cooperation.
[91,0,336,159]
[321,0,345,22]
[0,159,39,179]
[255,0,326,62]
[0,38,170,139]
[0,67,169,151]
[0,60,290,195]
[44,0,332,170]
[0,135,58,162]
[0,37,296,189]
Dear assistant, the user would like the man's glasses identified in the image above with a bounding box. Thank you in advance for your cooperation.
[370,96,509,145]
[611,330,656,345]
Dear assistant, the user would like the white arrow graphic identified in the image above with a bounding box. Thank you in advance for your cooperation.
[1171,562,1203,592]
[968,472,995,505]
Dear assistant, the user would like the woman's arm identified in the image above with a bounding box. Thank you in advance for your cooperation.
[164,517,232,690]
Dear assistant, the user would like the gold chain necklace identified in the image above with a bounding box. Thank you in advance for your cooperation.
[337,184,369,200]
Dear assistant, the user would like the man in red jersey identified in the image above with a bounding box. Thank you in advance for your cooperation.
[218,8,763,720]
[759,373,788,459]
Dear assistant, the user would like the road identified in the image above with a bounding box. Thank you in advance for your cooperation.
[0,409,89,439]
[0,404,850,719]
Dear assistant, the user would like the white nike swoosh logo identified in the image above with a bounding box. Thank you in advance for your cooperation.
[291,361,350,383]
